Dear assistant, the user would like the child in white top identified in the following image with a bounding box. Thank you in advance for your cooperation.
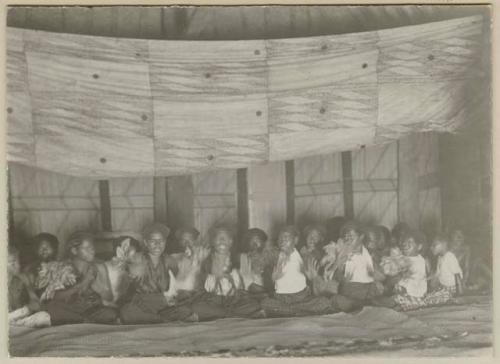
[273,227,307,294]
[431,235,463,294]
[336,221,384,302]
[396,230,427,298]
[261,226,342,317]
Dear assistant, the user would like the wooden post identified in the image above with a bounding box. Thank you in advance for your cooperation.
[166,175,194,232]
[7,167,14,233]
[153,177,168,223]
[397,135,420,228]
[98,180,112,231]
[341,151,354,219]
[236,168,249,237]
[285,160,295,224]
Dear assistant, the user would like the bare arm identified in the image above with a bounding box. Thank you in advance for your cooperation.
[455,273,464,295]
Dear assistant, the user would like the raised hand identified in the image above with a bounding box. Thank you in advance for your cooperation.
[304,257,319,280]
[163,270,177,306]
[239,254,253,289]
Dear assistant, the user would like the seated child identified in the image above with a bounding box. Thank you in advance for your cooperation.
[261,226,355,317]
[425,234,463,305]
[42,232,119,325]
[299,224,327,263]
[449,229,471,285]
[91,236,143,308]
[191,227,262,321]
[239,228,278,294]
[119,223,195,324]
[335,221,384,303]
[8,246,50,328]
[389,230,428,311]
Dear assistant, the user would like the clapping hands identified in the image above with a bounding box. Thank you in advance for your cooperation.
[304,256,319,281]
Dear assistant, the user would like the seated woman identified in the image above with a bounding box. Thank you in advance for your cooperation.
[161,226,211,311]
[119,223,195,324]
[239,228,278,295]
[23,233,60,297]
[8,245,50,328]
[42,232,118,325]
[261,226,355,317]
[299,224,327,263]
[191,227,263,321]
[91,236,143,308]
[335,221,384,304]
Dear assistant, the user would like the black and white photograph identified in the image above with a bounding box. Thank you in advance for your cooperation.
[4,3,494,358]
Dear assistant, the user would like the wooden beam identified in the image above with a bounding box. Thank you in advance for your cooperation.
[166,175,194,232]
[236,168,249,237]
[285,160,295,224]
[98,180,112,231]
[153,177,168,223]
[341,151,354,219]
[397,136,420,228]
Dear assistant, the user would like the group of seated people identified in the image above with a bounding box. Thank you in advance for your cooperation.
[7,217,491,328]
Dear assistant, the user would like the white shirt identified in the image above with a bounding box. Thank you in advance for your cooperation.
[275,249,307,294]
[437,251,463,288]
[344,246,374,283]
[397,255,427,297]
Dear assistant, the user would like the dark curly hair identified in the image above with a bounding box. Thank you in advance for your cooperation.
[174,227,201,241]
[112,236,142,255]
[243,228,268,251]
[142,222,171,241]
[32,232,59,256]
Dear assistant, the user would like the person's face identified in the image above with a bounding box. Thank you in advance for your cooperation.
[179,232,197,255]
[306,230,322,250]
[145,231,166,257]
[365,231,378,253]
[213,231,232,254]
[37,240,55,261]
[431,240,446,256]
[343,228,363,251]
[249,235,264,252]
[451,231,465,248]
[401,237,420,257]
[8,253,20,276]
[278,231,297,253]
[74,239,95,262]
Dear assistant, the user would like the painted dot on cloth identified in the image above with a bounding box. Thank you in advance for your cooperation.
[205,73,211,78]
[100,157,107,164]
[207,154,215,161]
[362,63,368,69]
[319,107,326,114]
[321,44,328,51]
[256,110,262,117]
[428,54,435,61]
[254,50,261,55]
[141,114,148,121]
[7,107,13,114]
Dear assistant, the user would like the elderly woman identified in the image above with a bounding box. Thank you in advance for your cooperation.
[119,223,196,324]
